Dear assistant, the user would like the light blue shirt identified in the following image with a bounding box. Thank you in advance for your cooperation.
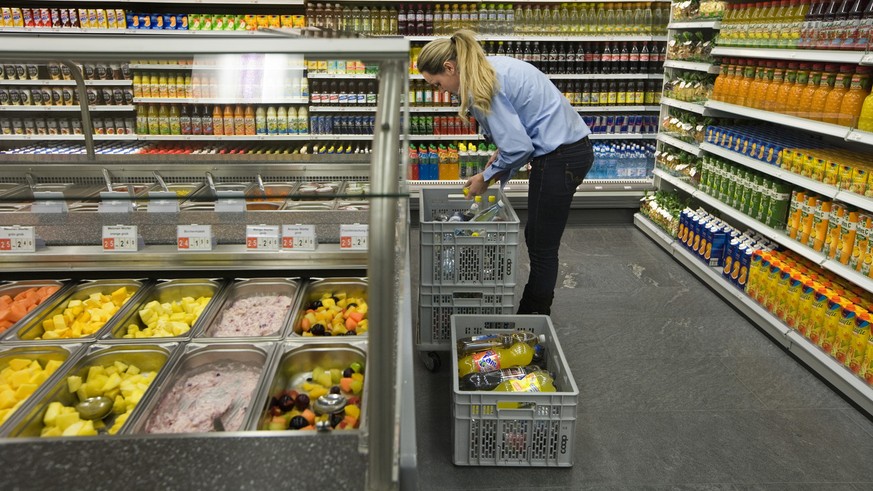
[471,56,590,184]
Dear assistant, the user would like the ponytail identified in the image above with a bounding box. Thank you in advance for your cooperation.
[416,29,498,118]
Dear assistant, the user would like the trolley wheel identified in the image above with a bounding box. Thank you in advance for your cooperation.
[421,351,441,372]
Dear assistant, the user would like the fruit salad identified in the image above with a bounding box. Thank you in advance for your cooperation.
[299,292,368,337]
[263,363,364,431]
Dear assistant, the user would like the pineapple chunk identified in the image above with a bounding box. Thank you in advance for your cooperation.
[43,401,63,425]
[54,411,81,431]
[7,358,32,371]
[101,373,122,392]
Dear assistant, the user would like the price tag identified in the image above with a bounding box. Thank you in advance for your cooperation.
[215,190,245,213]
[282,224,317,251]
[0,226,36,253]
[177,224,213,251]
[31,191,68,214]
[861,53,873,65]
[339,224,368,250]
[102,225,138,252]
[98,191,134,213]
[246,224,280,251]
[847,131,865,143]
[148,191,179,213]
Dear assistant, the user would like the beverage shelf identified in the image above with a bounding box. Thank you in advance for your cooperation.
[407,35,668,42]
[653,168,698,196]
[846,129,873,145]
[703,100,852,139]
[310,105,379,112]
[710,47,866,64]
[308,73,378,79]
[407,135,483,141]
[661,97,710,115]
[0,79,133,86]
[32,0,304,4]
[633,211,676,249]
[547,73,664,80]
[133,97,308,104]
[135,134,371,141]
[668,20,721,30]
[657,133,701,156]
[699,142,842,200]
[0,27,278,36]
[573,105,661,112]
[663,59,721,74]
[589,133,657,140]
[0,134,87,141]
[0,105,134,112]
[635,211,873,417]
[407,106,461,113]
[128,63,306,71]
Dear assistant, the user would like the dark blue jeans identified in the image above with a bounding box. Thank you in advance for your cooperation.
[518,136,593,315]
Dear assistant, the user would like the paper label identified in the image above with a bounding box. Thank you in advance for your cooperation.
[246,224,280,251]
[339,223,368,250]
[177,224,212,251]
[102,225,138,252]
[0,226,36,253]
[281,224,316,251]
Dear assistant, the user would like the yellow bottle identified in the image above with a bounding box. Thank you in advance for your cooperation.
[457,342,535,377]
[848,311,871,373]
[492,370,556,393]
[244,105,256,135]
[213,105,224,136]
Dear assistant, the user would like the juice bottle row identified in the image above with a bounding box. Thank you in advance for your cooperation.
[134,105,310,137]
[710,59,872,127]
[0,141,372,157]
[309,80,379,106]
[305,60,378,76]
[787,191,873,262]
[480,41,666,75]
[0,62,130,82]
[719,0,873,51]
[582,115,659,135]
[1,117,84,136]
[705,125,873,197]
[697,155,794,228]
[0,87,133,107]
[555,79,662,106]
[408,142,495,181]
[407,116,478,136]
[405,80,458,107]
[589,142,656,179]
[1,7,126,29]
[310,115,375,135]
[132,72,310,101]
[747,248,873,383]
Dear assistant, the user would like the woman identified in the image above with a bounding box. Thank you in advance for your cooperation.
[417,29,594,315]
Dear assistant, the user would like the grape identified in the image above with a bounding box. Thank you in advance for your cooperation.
[289,415,308,430]
[295,393,310,411]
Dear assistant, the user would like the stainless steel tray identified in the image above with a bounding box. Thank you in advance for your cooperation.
[0,279,70,338]
[290,277,368,337]
[254,340,367,433]
[0,344,85,437]
[5,342,180,438]
[194,278,300,341]
[102,278,226,342]
[4,279,148,343]
[129,342,277,434]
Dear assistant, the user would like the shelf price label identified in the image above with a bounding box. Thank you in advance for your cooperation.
[102,225,138,252]
[177,224,213,251]
[0,226,36,253]
[246,224,280,251]
[282,224,317,251]
[339,224,368,251]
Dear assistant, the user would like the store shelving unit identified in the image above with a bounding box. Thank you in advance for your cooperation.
[662,59,720,74]
[661,96,710,115]
[0,80,133,86]
[710,46,866,64]
[704,100,852,139]
[635,212,873,415]
[574,105,661,112]
[657,133,701,156]
[0,105,133,112]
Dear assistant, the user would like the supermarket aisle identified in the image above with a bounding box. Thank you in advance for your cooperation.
[410,215,873,490]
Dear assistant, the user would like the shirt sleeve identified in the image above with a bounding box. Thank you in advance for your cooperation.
[480,94,534,184]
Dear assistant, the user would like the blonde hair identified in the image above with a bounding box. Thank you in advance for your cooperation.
[416,29,498,118]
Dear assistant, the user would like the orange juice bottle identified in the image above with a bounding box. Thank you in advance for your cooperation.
[809,198,833,251]
[794,279,818,335]
[837,210,860,264]
[819,295,845,350]
[720,59,739,104]
[806,287,832,342]
[227,105,239,135]
[712,63,732,101]
[836,65,872,127]
[244,105,255,135]
[212,105,224,136]
[221,105,233,136]
[754,60,777,109]
[785,62,812,116]
[773,62,799,113]
[807,63,837,121]
[745,60,767,108]
[761,61,786,112]
[832,302,858,363]
[787,190,807,239]
[848,310,871,373]
[821,64,854,123]
[736,59,757,106]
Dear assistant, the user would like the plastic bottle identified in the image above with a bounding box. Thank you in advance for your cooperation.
[472,198,505,222]
[236,105,249,136]
[179,105,191,135]
[147,104,159,135]
[457,330,542,356]
[457,341,535,376]
[492,370,557,393]
[191,105,202,135]
[266,106,278,135]
[158,104,171,135]
[298,106,308,134]
[837,66,871,126]
[255,106,266,135]
[822,65,855,123]
[202,105,214,135]
[458,365,544,391]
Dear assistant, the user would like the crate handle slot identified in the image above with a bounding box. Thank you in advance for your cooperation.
[496,400,538,412]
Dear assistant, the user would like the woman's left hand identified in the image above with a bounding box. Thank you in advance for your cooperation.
[464,173,489,198]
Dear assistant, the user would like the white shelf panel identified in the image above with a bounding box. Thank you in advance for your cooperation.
[573,105,661,112]
[704,100,852,139]
[653,168,698,196]
[547,73,664,80]
[407,106,460,113]
[93,134,138,141]
[589,133,657,140]
[821,260,873,293]
[0,105,132,112]
[710,47,865,64]
[832,189,873,212]
[310,106,378,112]
[0,27,275,36]
[699,143,841,200]
[661,97,709,115]
[633,212,676,249]
[663,59,721,74]
[846,129,873,145]
[133,97,308,104]
[786,331,873,416]
[308,73,378,79]
[0,134,85,141]
[135,134,372,141]
[668,20,722,30]
[657,133,701,156]
[406,35,667,42]
[407,135,484,141]
[0,79,132,86]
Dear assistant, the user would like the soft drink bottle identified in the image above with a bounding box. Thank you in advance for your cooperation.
[457,329,542,355]
[492,370,557,392]
[457,341,535,376]
[458,365,543,391]
[471,198,505,222]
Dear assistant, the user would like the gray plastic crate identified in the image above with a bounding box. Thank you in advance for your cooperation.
[419,188,520,286]
[450,315,578,467]
[418,285,515,351]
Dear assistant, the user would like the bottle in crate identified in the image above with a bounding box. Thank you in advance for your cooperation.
[457,330,542,356]
[457,341,534,376]
[458,365,542,391]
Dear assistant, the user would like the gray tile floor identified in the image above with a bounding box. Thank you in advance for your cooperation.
[409,214,873,490]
